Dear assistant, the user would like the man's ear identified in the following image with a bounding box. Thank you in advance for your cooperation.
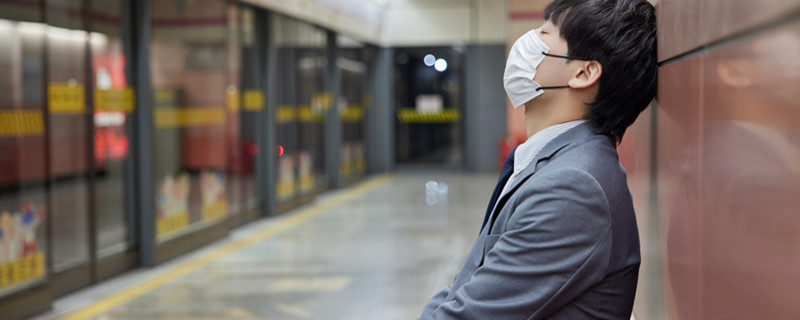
[716,59,753,88]
[568,60,602,89]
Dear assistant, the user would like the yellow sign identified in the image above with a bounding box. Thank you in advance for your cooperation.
[243,90,264,111]
[0,110,44,137]
[95,88,135,112]
[227,91,240,111]
[0,253,45,290]
[200,171,228,222]
[340,162,351,176]
[397,108,462,123]
[156,212,189,236]
[276,179,295,200]
[356,157,366,172]
[276,106,296,123]
[298,106,325,123]
[278,156,296,200]
[298,173,315,193]
[311,92,333,110]
[201,200,228,222]
[340,106,364,123]
[154,108,226,128]
[48,83,85,114]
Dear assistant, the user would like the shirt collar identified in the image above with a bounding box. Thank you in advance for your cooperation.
[512,120,587,174]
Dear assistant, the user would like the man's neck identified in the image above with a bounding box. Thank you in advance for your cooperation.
[523,101,587,138]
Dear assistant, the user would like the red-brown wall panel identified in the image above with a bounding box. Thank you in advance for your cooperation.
[701,0,800,52]
[657,0,702,61]
[644,4,800,318]
[657,0,800,62]
[49,115,89,177]
[657,56,705,320]
[699,20,800,320]
[0,137,48,186]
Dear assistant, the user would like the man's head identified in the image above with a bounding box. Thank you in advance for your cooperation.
[532,0,657,142]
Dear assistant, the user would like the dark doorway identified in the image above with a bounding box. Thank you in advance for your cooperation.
[394,47,464,168]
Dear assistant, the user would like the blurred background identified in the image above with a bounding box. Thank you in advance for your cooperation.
[0,0,797,319]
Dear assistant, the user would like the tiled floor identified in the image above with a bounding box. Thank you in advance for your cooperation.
[33,172,499,320]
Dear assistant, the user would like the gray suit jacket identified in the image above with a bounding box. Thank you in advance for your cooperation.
[419,123,640,319]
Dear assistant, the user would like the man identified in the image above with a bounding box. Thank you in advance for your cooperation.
[418,0,656,319]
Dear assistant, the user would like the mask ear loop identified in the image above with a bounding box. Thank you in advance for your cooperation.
[541,52,590,61]
[536,52,592,91]
[536,85,570,91]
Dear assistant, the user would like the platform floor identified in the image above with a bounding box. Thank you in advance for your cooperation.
[34,172,499,320]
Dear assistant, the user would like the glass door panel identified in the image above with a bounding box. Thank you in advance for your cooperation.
[234,6,262,223]
[89,0,136,262]
[295,22,327,196]
[273,15,298,210]
[338,36,367,182]
[225,5,244,221]
[149,0,232,242]
[46,0,91,277]
[0,1,49,298]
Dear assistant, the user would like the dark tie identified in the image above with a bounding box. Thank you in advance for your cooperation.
[480,148,516,232]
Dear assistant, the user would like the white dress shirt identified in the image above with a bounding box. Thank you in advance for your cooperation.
[499,120,587,198]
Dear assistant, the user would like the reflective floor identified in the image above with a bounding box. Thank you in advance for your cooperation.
[34,172,498,320]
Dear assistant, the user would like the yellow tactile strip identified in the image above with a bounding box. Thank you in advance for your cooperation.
[60,174,394,320]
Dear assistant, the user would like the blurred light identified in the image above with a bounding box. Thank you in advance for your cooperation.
[437,182,448,194]
[424,54,436,67]
[435,58,448,72]
[89,31,108,47]
[96,67,111,89]
[426,180,438,193]
[94,111,125,127]
[337,57,367,73]
[17,21,108,48]
[425,181,449,206]
[277,145,284,157]
[426,195,438,205]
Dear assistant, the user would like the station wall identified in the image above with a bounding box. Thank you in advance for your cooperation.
[619,1,800,318]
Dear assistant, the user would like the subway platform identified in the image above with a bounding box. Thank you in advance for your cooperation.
[32,173,498,320]
[2,0,799,319]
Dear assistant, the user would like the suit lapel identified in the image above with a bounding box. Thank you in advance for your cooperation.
[486,123,595,231]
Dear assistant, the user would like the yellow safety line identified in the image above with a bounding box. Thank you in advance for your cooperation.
[60,174,395,320]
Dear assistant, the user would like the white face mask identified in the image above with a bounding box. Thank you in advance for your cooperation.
[503,29,572,109]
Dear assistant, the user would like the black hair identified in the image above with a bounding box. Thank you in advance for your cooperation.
[544,0,657,143]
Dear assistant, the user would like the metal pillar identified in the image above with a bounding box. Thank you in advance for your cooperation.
[367,47,395,173]
[324,31,342,188]
[131,0,155,267]
[464,44,507,172]
[260,11,277,216]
